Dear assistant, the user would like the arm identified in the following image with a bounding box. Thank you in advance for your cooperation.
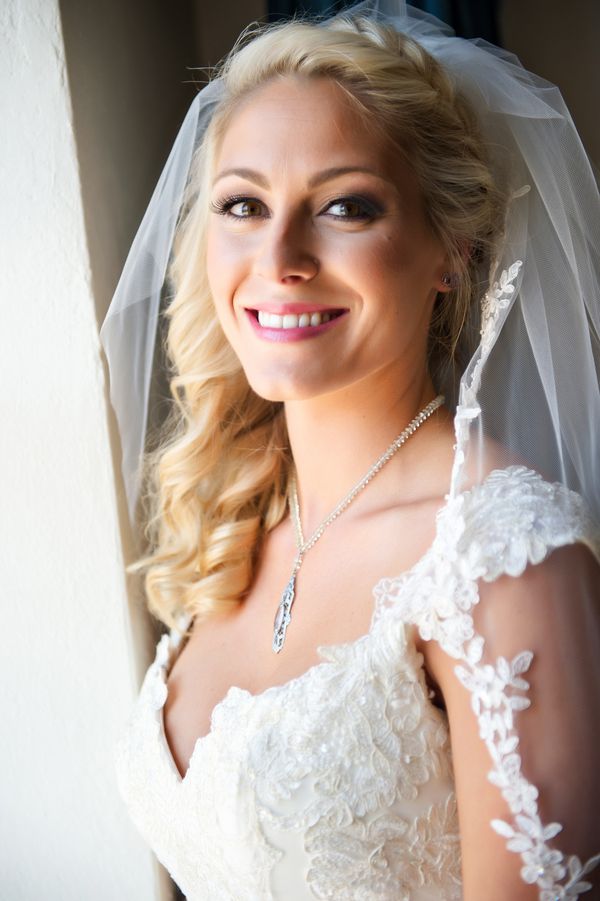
[419,543,600,901]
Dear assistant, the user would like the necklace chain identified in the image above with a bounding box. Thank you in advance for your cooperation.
[290,394,445,555]
[272,394,445,653]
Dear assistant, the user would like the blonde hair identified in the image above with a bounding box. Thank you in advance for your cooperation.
[139,15,508,628]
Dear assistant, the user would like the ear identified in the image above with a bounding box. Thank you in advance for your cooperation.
[437,239,473,293]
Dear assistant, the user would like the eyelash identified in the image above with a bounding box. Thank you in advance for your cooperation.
[210,194,383,221]
[210,195,266,218]
[322,195,383,220]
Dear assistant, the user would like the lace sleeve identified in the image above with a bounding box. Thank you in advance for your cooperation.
[471,542,600,899]
[377,467,600,899]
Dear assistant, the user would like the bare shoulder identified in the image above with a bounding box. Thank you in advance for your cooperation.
[397,403,456,505]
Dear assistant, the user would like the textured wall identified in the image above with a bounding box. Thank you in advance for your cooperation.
[0,1,160,898]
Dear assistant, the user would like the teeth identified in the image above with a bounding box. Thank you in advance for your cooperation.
[256,310,337,328]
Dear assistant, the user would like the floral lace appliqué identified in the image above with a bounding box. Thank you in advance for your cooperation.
[376,466,600,901]
[118,604,457,900]
[306,795,461,901]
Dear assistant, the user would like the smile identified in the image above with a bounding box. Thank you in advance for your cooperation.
[256,310,343,329]
[245,307,348,342]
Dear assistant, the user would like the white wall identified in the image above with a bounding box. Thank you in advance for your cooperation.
[0,1,160,897]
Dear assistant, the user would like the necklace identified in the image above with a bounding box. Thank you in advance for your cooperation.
[272,394,445,653]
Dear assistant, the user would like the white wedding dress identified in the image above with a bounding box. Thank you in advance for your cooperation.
[116,464,600,901]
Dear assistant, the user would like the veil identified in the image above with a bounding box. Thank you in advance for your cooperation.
[101,1,600,896]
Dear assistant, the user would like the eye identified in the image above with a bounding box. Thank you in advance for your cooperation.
[211,196,268,219]
[322,195,382,221]
[230,199,264,218]
[327,200,362,218]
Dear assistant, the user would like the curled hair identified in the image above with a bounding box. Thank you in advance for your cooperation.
[139,16,508,628]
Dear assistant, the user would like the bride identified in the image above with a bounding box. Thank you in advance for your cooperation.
[106,3,600,899]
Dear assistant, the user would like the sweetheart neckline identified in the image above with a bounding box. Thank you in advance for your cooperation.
[151,465,522,783]
[156,537,441,784]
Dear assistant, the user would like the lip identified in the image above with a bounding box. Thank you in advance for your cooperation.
[244,307,348,342]
[248,302,343,315]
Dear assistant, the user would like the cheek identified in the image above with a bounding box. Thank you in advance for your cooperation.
[206,223,253,302]
[345,232,425,313]
[344,220,424,276]
[205,228,245,356]
[356,233,439,350]
[329,234,398,300]
[206,238,251,370]
[372,225,442,306]
[206,225,230,302]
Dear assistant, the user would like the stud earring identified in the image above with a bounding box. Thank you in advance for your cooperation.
[442,272,459,288]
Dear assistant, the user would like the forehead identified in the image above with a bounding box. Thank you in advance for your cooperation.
[215,77,396,179]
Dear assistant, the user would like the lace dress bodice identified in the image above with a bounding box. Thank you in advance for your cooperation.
[115,467,600,901]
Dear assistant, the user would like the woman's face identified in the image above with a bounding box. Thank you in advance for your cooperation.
[207,77,449,403]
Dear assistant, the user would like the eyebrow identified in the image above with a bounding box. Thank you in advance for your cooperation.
[212,165,394,189]
[213,167,270,188]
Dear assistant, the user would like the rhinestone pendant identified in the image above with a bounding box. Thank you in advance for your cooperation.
[272,571,296,654]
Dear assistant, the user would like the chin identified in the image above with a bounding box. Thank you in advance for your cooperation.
[244,368,326,404]
[247,379,305,403]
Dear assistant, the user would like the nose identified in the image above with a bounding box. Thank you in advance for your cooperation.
[254,214,318,285]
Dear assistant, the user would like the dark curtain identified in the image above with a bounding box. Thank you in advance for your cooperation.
[267,0,502,45]
[410,0,500,44]
[268,0,347,16]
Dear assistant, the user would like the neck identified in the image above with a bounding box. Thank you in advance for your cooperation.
[284,364,438,538]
